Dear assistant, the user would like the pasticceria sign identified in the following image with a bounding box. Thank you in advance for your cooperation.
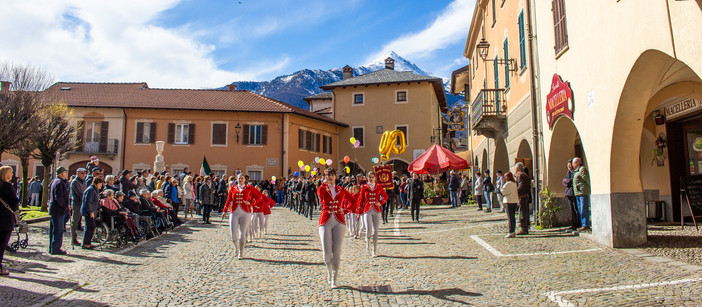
[545,74,574,129]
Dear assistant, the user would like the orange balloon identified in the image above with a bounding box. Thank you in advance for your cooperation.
[344,156,350,163]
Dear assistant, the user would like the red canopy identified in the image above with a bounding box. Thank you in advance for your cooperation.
[407,144,470,174]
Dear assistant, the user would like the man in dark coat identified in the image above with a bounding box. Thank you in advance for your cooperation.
[120,170,139,195]
[70,168,88,246]
[408,172,425,222]
[515,162,532,235]
[302,178,316,220]
[48,167,70,255]
[448,170,461,208]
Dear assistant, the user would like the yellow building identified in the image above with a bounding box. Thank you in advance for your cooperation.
[320,59,447,174]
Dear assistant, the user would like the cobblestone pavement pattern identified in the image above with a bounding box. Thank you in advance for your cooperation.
[2,205,702,306]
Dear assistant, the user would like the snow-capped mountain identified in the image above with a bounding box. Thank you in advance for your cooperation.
[225,51,463,110]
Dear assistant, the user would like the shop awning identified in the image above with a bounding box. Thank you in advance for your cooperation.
[408,144,470,174]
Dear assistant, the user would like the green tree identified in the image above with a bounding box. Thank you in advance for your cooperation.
[34,104,77,211]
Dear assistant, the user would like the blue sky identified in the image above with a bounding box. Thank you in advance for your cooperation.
[0,0,473,88]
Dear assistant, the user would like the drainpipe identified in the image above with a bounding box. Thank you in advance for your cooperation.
[121,109,127,173]
[526,0,542,222]
[281,113,285,178]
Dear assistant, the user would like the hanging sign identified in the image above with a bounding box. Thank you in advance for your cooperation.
[665,98,702,121]
[447,109,465,131]
[545,74,574,129]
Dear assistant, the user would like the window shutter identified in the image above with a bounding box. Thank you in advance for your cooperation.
[149,123,156,143]
[322,135,327,154]
[315,133,320,152]
[136,122,144,143]
[167,123,175,144]
[99,121,109,153]
[306,131,312,151]
[188,124,195,144]
[76,121,85,150]
[328,136,332,154]
[261,125,268,145]
[504,38,510,88]
[243,124,250,145]
[298,129,303,149]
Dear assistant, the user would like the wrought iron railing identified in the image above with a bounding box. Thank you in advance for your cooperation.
[70,138,119,155]
[471,89,507,129]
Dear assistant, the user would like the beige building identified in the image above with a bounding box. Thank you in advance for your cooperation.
[5,82,346,182]
[303,92,333,118]
[320,59,447,174]
[452,0,539,187]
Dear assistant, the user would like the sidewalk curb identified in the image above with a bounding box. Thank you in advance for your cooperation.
[24,216,51,224]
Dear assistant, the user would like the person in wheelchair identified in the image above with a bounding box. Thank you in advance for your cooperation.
[99,189,140,241]
[150,190,176,229]
[139,189,169,233]
[123,191,154,238]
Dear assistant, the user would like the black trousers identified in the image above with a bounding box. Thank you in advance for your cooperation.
[506,203,518,233]
[518,196,530,232]
[83,215,95,246]
[0,230,11,268]
[202,205,212,223]
[410,198,421,221]
[381,203,389,223]
[566,196,579,229]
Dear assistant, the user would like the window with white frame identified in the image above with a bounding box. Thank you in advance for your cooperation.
[175,124,189,144]
[247,170,262,183]
[243,124,267,145]
[353,93,364,105]
[396,90,407,103]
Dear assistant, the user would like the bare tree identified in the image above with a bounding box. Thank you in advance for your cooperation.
[8,137,37,207]
[0,62,52,157]
[34,104,77,211]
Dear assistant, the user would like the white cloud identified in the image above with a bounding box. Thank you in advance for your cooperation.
[0,0,278,88]
[364,0,474,64]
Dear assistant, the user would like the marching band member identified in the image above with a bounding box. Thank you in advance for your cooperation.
[222,174,262,259]
[357,171,388,257]
[317,168,357,288]
[261,190,275,235]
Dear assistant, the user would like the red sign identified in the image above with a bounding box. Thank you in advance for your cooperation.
[545,74,574,129]
[373,165,394,189]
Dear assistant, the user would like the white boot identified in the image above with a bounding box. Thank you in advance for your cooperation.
[372,239,377,258]
[234,240,240,260]
[330,265,339,289]
[366,239,371,253]
[237,241,243,259]
[326,264,333,285]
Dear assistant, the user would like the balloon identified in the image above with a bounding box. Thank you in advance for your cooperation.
[344,166,350,173]
[298,160,304,167]
[371,157,379,164]
[319,158,326,165]
[350,137,356,144]
[271,176,276,181]
[300,164,305,170]
[379,129,406,160]
[314,157,320,163]
[294,171,299,177]
[325,159,332,166]
[344,156,350,163]
[311,171,316,176]
[271,180,276,184]
[305,165,310,172]
[354,140,360,148]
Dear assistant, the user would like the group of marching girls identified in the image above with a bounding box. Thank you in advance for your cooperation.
[221,173,275,259]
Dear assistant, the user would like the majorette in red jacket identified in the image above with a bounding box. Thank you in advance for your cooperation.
[358,183,388,214]
[223,184,262,213]
[259,195,275,215]
[317,184,357,226]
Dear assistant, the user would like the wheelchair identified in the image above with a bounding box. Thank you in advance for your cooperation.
[7,212,29,253]
[141,210,173,237]
[93,211,140,248]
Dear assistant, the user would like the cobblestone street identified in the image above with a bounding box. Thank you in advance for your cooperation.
[2,205,702,306]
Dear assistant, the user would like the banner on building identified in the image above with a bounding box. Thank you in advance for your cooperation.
[545,74,574,129]
[373,165,393,189]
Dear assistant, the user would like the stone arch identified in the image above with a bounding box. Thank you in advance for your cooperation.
[480,149,488,173]
[492,136,509,178]
[386,158,410,175]
[516,139,533,177]
[546,117,585,195]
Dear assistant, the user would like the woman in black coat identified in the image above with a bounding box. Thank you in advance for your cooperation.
[0,166,20,275]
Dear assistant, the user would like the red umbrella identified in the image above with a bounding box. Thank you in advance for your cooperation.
[407,144,470,174]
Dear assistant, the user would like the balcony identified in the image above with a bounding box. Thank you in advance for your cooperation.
[471,89,507,138]
[68,138,119,159]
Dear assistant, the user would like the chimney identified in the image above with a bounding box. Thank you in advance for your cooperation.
[0,81,10,93]
[342,65,353,80]
[384,57,394,70]
[227,84,237,91]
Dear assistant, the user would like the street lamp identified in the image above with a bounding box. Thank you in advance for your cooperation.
[235,123,242,144]
[476,37,517,74]
[477,38,490,61]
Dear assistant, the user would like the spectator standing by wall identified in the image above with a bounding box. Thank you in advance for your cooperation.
[515,163,532,235]
[448,171,460,208]
[482,170,494,213]
[572,157,591,231]
[474,171,484,211]
[495,170,505,213]
[29,177,42,207]
[500,172,518,238]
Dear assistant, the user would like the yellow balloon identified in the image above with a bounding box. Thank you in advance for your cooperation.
[350,137,356,144]
[378,130,406,160]
[305,165,310,172]
[311,171,316,176]
[319,158,326,165]
[298,160,304,167]
[345,166,350,173]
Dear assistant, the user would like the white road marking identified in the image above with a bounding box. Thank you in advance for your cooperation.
[544,278,702,307]
[393,208,401,236]
[469,234,602,257]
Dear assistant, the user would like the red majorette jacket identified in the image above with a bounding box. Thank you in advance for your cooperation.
[317,184,357,226]
[259,195,275,215]
[223,185,263,213]
[358,183,388,214]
